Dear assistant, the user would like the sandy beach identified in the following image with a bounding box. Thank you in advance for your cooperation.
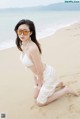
[0,22,80,119]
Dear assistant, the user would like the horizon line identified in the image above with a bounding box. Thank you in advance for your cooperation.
[0,2,64,10]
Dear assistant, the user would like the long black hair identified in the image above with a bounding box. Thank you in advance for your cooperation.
[14,19,42,54]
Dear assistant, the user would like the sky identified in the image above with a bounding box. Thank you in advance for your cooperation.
[0,0,64,8]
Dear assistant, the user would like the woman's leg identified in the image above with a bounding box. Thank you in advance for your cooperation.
[55,80,65,88]
[34,86,40,99]
[33,75,41,99]
[36,86,78,106]
[34,80,64,99]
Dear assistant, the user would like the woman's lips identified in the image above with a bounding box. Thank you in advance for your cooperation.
[21,37,24,39]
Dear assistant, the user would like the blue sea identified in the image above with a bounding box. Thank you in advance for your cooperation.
[0,10,80,50]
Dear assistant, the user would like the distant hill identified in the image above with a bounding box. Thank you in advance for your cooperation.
[0,2,80,11]
[44,2,80,11]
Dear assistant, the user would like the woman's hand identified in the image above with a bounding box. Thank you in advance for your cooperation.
[33,76,38,86]
[33,76,43,90]
[37,79,43,89]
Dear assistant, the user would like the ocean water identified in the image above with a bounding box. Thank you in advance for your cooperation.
[0,10,80,50]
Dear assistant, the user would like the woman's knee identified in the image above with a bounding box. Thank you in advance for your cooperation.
[36,101,46,107]
[36,98,47,106]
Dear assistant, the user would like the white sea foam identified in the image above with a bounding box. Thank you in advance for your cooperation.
[0,10,80,50]
[0,40,16,50]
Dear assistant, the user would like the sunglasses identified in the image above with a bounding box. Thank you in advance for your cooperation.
[17,29,30,35]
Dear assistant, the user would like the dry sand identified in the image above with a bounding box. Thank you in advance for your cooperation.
[0,22,80,119]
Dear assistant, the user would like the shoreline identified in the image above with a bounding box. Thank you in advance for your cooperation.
[0,21,79,51]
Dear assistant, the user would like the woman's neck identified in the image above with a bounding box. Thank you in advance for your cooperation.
[22,38,32,51]
[22,38,31,46]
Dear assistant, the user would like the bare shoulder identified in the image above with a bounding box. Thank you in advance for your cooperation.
[28,41,41,61]
[29,41,39,55]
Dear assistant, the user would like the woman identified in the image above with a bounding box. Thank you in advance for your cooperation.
[14,19,78,106]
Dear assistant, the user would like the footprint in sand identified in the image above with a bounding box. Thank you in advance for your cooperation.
[69,104,80,113]
[66,28,71,30]
[60,73,80,86]
[30,104,46,116]
[60,72,80,79]
[30,104,36,110]
[74,34,80,37]
[66,80,77,85]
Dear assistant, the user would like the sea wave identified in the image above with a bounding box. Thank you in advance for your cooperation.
[0,20,79,51]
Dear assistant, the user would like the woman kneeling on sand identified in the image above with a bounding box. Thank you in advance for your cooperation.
[14,19,78,106]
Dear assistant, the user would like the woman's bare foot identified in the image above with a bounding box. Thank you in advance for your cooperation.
[57,81,65,88]
[65,86,79,96]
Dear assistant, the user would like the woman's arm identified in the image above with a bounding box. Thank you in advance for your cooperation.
[30,45,43,88]
[33,75,43,90]
[33,75,38,86]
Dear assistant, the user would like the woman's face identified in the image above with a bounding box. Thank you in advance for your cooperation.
[17,24,32,42]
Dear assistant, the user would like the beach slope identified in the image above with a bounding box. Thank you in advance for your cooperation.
[0,23,80,119]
